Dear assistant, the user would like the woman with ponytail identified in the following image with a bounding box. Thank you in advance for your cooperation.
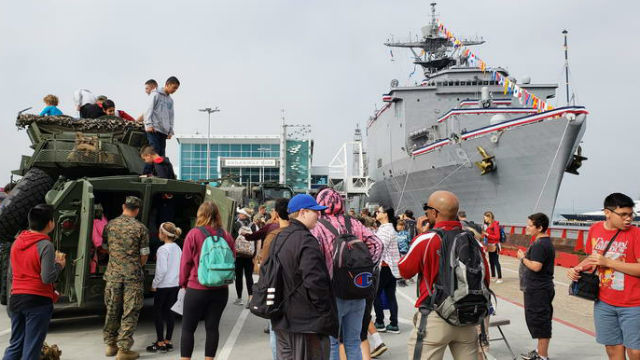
[147,222,183,353]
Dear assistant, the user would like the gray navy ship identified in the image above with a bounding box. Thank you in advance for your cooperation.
[365,4,588,225]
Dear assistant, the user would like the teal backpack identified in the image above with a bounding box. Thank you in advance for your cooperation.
[197,227,236,287]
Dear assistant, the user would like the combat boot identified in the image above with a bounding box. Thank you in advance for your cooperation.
[105,344,118,357]
[115,349,139,360]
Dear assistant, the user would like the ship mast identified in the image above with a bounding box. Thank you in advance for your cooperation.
[384,3,484,76]
[563,29,570,106]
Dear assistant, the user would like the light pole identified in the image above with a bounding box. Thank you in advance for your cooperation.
[257,146,270,183]
[198,107,220,180]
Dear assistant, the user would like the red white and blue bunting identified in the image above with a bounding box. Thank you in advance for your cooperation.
[412,106,588,156]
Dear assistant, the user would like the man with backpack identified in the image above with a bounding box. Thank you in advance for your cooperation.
[311,188,383,359]
[270,194,338,360]
[399,191,491,360]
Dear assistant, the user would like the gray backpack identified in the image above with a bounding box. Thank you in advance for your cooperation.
[428,228,491,326]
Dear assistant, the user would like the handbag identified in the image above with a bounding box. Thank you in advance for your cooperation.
[569,230,620,301]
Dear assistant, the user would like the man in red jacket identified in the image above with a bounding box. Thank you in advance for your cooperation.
[398,191,490,360]
[4,204,66,360]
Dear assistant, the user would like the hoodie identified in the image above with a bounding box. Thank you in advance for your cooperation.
[8,231,62,302]
[310,188,383,276]
[144,88,174,136]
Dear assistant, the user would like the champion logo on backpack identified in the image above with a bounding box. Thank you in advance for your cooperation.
[354,272,374,288]
[319,216,376,299]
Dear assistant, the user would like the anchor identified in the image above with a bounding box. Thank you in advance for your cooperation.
[474,146,496,175]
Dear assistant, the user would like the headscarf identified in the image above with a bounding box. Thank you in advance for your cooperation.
[316,188,344,216]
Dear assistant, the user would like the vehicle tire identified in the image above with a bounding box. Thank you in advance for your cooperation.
[0,168,54,242]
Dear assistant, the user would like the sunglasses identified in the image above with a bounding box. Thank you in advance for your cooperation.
[423,204,440,213]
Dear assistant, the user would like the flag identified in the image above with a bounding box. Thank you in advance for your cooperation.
[408,65,416,79]
[503,79,509,94]
[480,61,486,72]
[390,49,394,61]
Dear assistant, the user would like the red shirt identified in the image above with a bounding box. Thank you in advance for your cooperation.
[585,222,640,307]
[485,221,501,244]
[398,221,490,307]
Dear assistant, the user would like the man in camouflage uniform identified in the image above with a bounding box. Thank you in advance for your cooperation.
[102,196,149,360]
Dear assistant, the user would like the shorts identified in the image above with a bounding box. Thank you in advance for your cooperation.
[594,300,640,350]
[524,287,554,339]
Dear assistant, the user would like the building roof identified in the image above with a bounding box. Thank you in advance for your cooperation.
[176,134,280,145]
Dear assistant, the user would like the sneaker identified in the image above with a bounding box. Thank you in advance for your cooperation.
[164,343,173,351]
[374,322,386,332]
[146,342,167,353]
[115,349,139,360]
[105,345,118,357]
[521,349,538,359]
[386,324,400,334]
[370,343,388,358]
[529,356,545,360]
[233,298,244,306]
[496,279,504,284]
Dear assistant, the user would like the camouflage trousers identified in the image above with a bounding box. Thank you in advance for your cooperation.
[103,281,144,350]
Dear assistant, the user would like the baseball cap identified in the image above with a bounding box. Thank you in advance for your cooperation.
[125,196,142,208]
[287,194,327,214]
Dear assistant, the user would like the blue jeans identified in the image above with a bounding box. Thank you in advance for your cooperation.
[269,322,277,360]
[146,131,167,156]
[330,298,365,360]
[3,303,53,360]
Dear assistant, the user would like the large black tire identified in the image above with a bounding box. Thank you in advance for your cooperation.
[0,168,54,241]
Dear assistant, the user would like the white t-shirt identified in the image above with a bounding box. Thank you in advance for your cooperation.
[152,242,182,288]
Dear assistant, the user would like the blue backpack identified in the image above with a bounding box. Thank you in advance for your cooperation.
[197,227,235,287]
[499,226,507,243]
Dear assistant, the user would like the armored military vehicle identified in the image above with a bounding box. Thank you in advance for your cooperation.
[0,114,236,307]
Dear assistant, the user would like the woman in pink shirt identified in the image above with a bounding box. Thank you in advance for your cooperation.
[179,202,235,360]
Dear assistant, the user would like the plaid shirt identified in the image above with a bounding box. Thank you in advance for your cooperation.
[311,214,383,277]
[376,223,401,278]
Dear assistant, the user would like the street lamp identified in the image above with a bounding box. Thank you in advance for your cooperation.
[198,107,220,180]
[256,146,271,183]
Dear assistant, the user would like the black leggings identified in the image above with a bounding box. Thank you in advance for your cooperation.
[180,287,229,358]
[489,250,502,279]
[235,257,254,298]
[373,266,398,327]
[153,287,179,342]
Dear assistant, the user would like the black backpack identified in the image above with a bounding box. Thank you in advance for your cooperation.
[428,228,491,326]
[249,231,299,319]
[319,216,376,299]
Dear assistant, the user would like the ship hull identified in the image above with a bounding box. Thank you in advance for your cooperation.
[366,113,586,225]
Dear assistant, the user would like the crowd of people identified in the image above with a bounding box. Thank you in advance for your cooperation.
[3,186,640,360]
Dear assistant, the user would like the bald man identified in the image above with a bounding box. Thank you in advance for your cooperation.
[399,191,490,360]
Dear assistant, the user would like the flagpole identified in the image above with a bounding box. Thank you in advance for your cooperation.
[563,29,570,106]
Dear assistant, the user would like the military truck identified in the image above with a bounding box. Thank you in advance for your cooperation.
[216,178,294,211]
[0,114,236,307]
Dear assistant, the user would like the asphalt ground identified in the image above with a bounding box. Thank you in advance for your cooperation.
[0,256,607,359]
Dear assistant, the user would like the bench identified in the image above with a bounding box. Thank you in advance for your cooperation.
[489,316,517,360]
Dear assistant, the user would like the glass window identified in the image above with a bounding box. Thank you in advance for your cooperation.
[231,144,241,151]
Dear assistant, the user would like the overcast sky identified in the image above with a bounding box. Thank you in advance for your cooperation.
[1,0,638,212]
